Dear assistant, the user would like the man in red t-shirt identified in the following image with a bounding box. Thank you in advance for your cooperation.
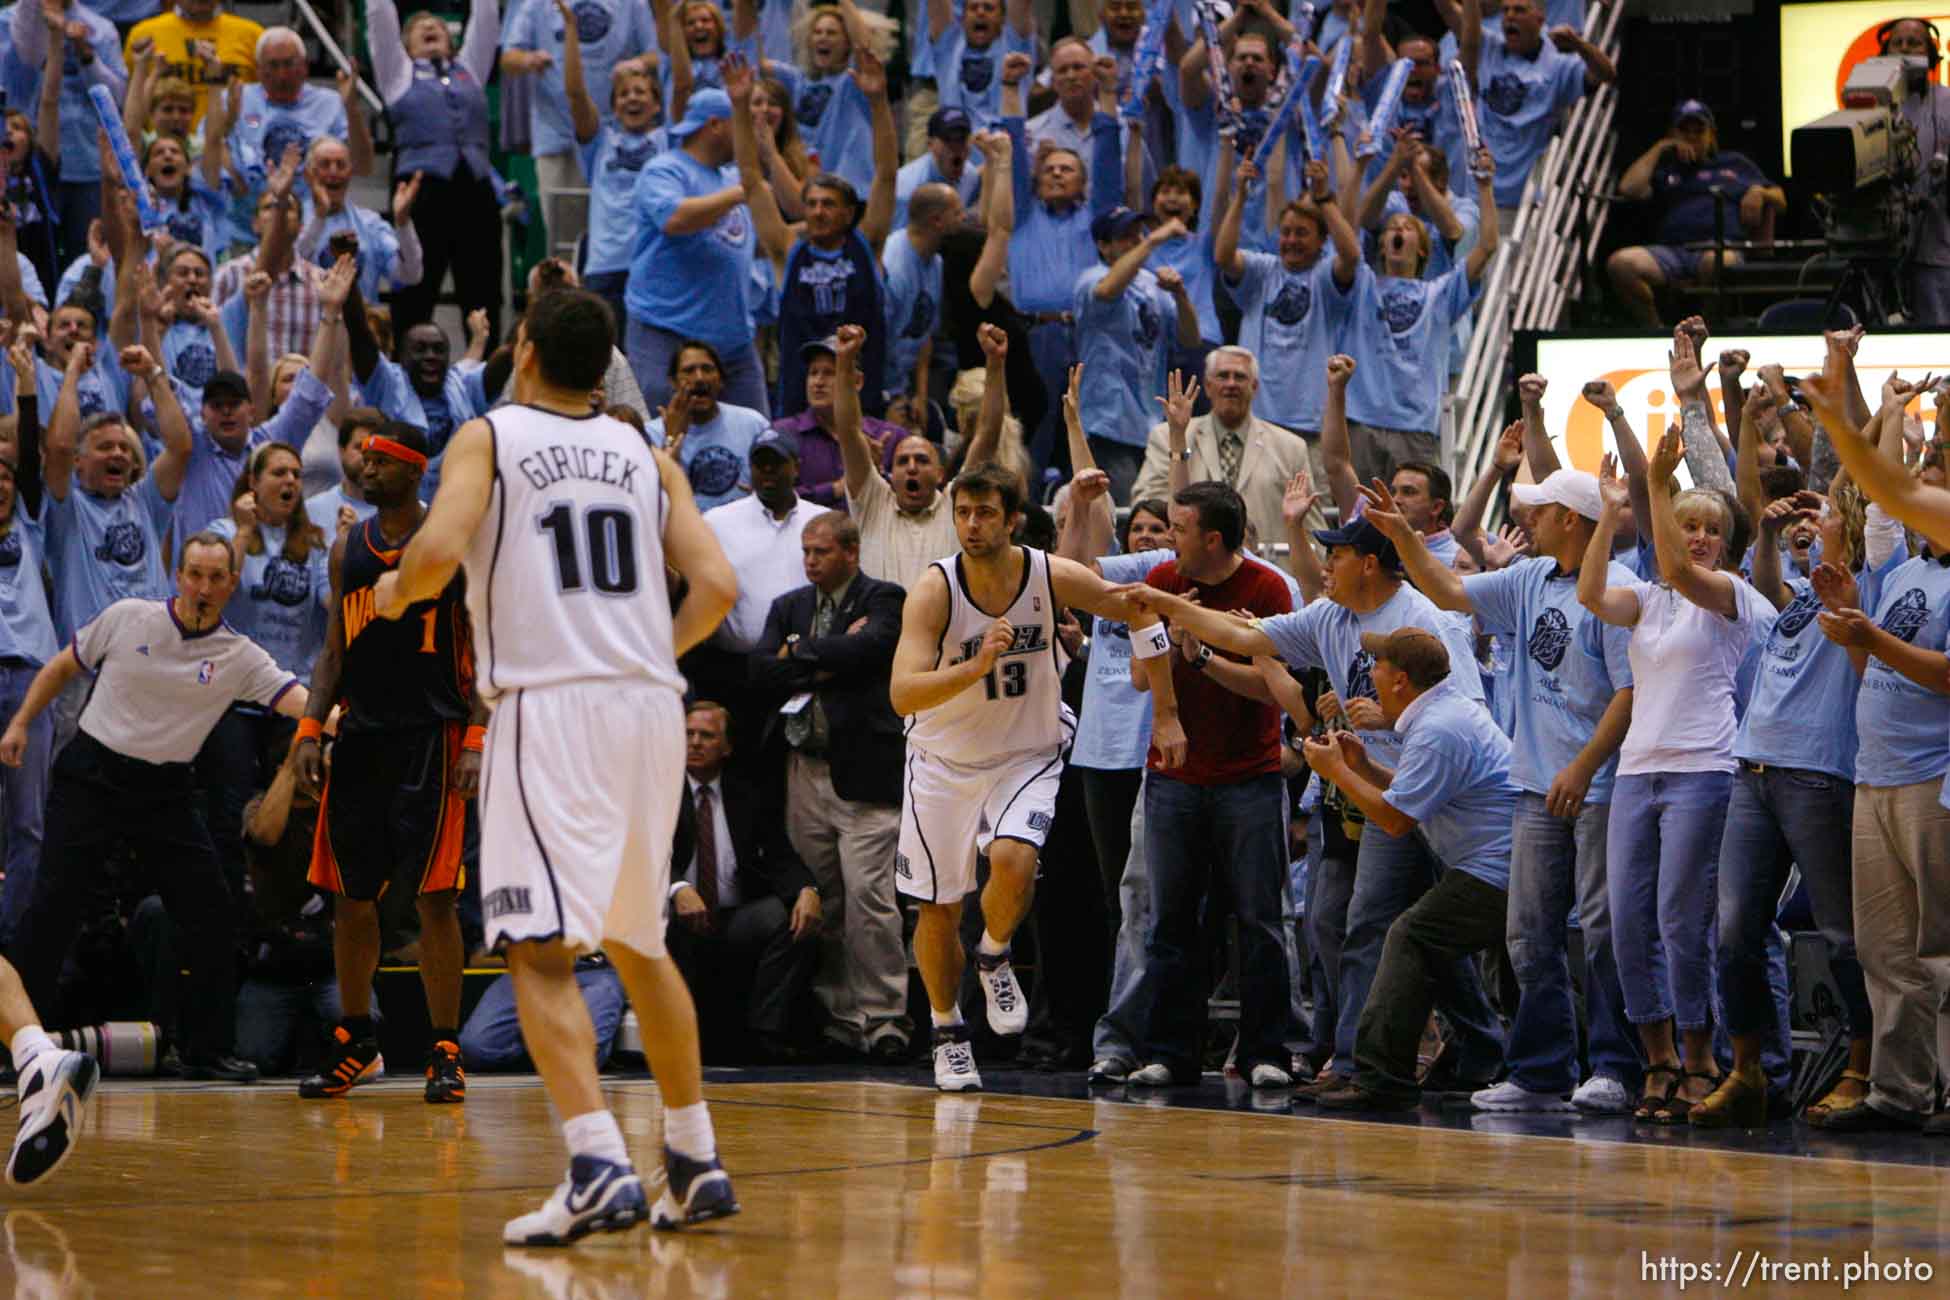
[1126,481,1297,1090]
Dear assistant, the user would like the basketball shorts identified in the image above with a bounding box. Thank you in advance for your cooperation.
[309,722,468,901]
[896,743,1065,903]
[478,681,685,959]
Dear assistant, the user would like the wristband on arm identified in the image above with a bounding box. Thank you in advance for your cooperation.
[1130,621,1172,659]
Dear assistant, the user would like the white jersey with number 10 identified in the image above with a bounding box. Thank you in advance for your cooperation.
[462,405,684,701]
[904,548,1070,767]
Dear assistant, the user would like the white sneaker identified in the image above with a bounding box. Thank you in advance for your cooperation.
[7,1049,98,1187]
[932,1027,982,1092]
[1086,1058,1132,1084]
[1571,1073,1634,1115]
[1249,1063,1293,1089]
[1127,1063,1174,1087]
[974,948,1028,1035]
[503,1155,648,1246]
[1469,1080,1575,1113]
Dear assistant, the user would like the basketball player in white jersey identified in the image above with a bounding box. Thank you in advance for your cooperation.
[863,324,1191,1091]
[374,289,743,1246]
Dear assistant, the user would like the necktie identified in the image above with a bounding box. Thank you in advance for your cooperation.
[694,785,721,911]
[785,596,836,751]
[1217,426,1245,485]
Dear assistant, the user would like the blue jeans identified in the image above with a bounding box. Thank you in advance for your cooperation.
[458,966,628,1071]
[1091,774,1150,1066]
[1335,823,1504,1081]
[1026,320,1076,483]
[1607,770,1732,1030]
[1138,772,1291,1078]
[626,318,770,418]
[1504,794,1641,1092]
[0,662,52,948]
[236,976,343,1074]
[1716,764,1866,1038]
[1305,829,1355,1072]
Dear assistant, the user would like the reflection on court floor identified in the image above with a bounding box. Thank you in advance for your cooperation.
[2,1076,1945,1297]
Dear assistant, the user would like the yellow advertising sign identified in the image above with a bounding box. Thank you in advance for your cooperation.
[1780,0,1950,174]
[1532,332,1950,473]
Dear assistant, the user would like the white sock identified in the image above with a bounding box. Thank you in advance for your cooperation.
[977,931,1008,958]
[10,1026,54,1073]
[931,1006,964,1030]
[562,1109,629,1166]
[664,1101,716,1162]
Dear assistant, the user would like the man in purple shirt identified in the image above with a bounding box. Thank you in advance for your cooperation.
[769,336,904,510]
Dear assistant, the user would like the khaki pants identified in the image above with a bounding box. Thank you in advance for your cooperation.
[535,150,589,260]
[787,752,911,1050]
[1852,779,1950,1117]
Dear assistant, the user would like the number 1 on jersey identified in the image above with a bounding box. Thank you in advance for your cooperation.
[419,608,438,654]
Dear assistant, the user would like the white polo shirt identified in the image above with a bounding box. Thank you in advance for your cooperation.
[703,493,826,652]
[73,599,300,765]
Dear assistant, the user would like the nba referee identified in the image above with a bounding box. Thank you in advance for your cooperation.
[0,532,311,1082]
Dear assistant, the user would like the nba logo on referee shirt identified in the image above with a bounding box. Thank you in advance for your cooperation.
[197,661,214,684]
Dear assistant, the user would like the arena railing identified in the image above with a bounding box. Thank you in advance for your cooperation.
[1449,0,1625,492]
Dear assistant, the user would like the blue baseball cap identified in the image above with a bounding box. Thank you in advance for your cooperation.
[751,427,800,461]
[1671,98,1714,129]
[1312,514,1401,571]
[928,107,973,139]
[670,88,733,141]
[1091,205,1147,243]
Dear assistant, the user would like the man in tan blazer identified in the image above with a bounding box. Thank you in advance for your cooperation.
[1131,346,1329,548]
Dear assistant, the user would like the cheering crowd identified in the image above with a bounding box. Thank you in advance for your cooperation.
[0,0,1942,1137]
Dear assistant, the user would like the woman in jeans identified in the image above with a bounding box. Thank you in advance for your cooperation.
[1579,430,1769,1123]
[1693,465,1871,1128]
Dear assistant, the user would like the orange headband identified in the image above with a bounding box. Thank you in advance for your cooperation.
[364,435,427,469]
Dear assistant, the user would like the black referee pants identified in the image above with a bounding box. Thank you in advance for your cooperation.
[8,732,241,1061]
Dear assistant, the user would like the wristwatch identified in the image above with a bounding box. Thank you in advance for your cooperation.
[1174,447,1194,462]
[1190,645,1214,672]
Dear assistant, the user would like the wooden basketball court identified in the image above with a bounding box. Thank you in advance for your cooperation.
[4,1072,1946,1297]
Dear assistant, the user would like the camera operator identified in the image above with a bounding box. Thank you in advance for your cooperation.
[1885,18,1950,323]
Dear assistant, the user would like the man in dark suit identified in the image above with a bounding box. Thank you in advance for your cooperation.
[749,511,913,1060]
[669,702,823,1064]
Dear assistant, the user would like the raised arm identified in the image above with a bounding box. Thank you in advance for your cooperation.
[855,47,897,250]
[1515,372,1558,476]
[1056,368,1114,568]
[1668,324,1736,494]
[1734,378,1772,530]
[1280,472,1326,603]
[1216,157,1256,279]
[43,341,89,501]
[1578,456,1641,627]
[341,69,375,177]
[1319,353,1362,519]
[128,344,191,502]
[831,323,878,499]
[1801,372,1950,553]
[1453,420,1522,573]
[245,270,273,419]
[556,0,601,145]
[1456,0,1481,85]
[1462,153,1498,281]
[364,0,414,104]
[1313,158,1361,288]
[963,323,1011,474]
[36,8,64,165]
[969,131,1013,308]
[1359,480,1472,612]
[1177,32,1210,112]
[1581,378,1651,541]
[1645,426,1740,620]
[1750,492,1818,612]
[456,0,503,83]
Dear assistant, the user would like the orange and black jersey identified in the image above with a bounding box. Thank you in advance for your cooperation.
[336,516,473,733]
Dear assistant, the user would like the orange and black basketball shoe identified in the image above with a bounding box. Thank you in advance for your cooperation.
[425,1040,466,1104]
[298,1027,384,1098]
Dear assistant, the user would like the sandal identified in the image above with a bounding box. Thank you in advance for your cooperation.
[1805,1069,1871,1123]
[1691,1067,1767,1130]
[1634,1065,1681,1122]
[1654,1070,1722,1126]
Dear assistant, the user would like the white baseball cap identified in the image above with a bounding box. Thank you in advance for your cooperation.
[1511,469,1604,522]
